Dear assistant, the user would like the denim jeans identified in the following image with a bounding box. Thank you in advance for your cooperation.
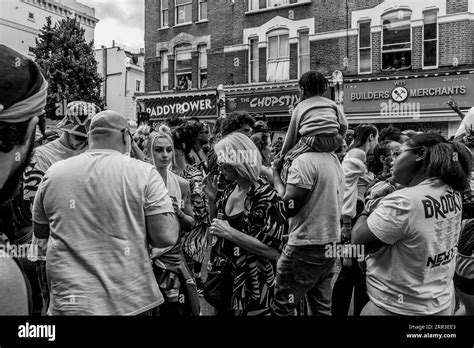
[272,244,336,316]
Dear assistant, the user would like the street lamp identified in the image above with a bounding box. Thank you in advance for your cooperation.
[216,83,226,118]
[332,70,344,106]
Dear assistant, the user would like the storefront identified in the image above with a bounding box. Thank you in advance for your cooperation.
[135,89,218,125]
[343,71,474,137]
[225,81,335,135]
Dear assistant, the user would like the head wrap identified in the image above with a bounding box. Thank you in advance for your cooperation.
[0,44,48,123]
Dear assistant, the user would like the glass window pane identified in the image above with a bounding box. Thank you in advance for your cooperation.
[250,39,258,60]
[176,0,188,5]
[382,11,411,47]
[360,48,371,72]
[200,1,207,20]
[300,55,310,74]
[176,49,192,70]
[251,62,258,82]
[177,4,192,23]
[162,0,168,10]
[424,22,436,40]
[279,35,289,57]
[199,47,207,68]
[299,32,309,54]
[162,72,168,88]
[359,22,370,48]
[250,0,259,10]
[161,52,168,70]
[424,40,437,66]
[268,36,278,58]
[162,9,168,27]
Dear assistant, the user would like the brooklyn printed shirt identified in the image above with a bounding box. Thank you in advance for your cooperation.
[33,149,174,315]
[366,178,462,315]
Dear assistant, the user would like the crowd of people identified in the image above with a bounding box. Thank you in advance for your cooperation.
[1,44,473,317]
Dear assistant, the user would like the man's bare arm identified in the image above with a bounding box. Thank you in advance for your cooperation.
[146,212,179,248]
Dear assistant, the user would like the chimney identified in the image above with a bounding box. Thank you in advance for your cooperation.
[112,40,115,48]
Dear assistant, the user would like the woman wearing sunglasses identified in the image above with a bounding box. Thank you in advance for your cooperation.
[353,133,472,315]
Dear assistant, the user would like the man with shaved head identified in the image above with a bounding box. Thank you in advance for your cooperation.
[32,110,179,315]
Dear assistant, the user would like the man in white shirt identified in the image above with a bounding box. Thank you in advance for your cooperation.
[33,110,179,315]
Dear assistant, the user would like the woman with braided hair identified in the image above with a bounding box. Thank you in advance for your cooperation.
[352,133,472,315]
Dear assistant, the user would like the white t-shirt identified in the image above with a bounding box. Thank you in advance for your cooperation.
[33,149,174,315]
[366,178,462,315]
[286,152,344,246]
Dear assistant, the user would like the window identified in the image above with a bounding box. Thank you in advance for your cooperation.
[249,0,259,10]
[267,32,289,82]
[175,46,192,90]
[249,0,303,11]
[199,46,207,88]
[28,12,35,21]
[268,0,289,7]
[199,0,207,21]
[135,80,142,92]
[358,21,371,73]
[382,10,412,70]
[161,51,169,91]
[298,31,310,76]
[161,0,168,27]
[423,10,437,68]
[176,0,192,25]
[249,37,259,83]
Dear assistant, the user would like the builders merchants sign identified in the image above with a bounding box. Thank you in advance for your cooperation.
[343,74,474,113]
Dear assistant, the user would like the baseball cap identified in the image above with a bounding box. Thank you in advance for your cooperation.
[0,44,48,123]
[89,110,129,135]
[57,101,100,138]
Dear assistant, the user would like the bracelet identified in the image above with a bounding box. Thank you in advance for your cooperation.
[358,212,369,218]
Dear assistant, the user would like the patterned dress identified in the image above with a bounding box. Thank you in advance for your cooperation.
[211,178,287,315]
[180,164,211,264]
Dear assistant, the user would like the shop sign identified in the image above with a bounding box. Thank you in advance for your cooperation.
[144,94,217,119]
[226,90,300,114]
[344,74,474,114]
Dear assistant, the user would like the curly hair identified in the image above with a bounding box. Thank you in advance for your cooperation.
[0,120,30,153]
[221,111,255,136]
[299,71,329,98]
[380,126,406,143]
[407,133,472,191]
[368,140,399,176]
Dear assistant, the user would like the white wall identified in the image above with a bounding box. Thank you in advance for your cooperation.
[0,0,97,57]
[95,47,145,122]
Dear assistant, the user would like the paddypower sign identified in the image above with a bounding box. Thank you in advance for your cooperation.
[145,94,217,119]
[344,74,474,114]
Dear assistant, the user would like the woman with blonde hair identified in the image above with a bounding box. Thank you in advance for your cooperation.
[207,132,287,315]
[146,125,200,316]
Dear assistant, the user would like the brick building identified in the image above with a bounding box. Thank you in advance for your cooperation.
[139,0,474,136]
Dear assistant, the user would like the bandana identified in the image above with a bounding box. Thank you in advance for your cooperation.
[0,78,48,123]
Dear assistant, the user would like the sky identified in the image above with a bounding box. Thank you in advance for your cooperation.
[79,0,144,51]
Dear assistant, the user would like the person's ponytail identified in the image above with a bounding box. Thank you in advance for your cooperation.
[425,141,472,191]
